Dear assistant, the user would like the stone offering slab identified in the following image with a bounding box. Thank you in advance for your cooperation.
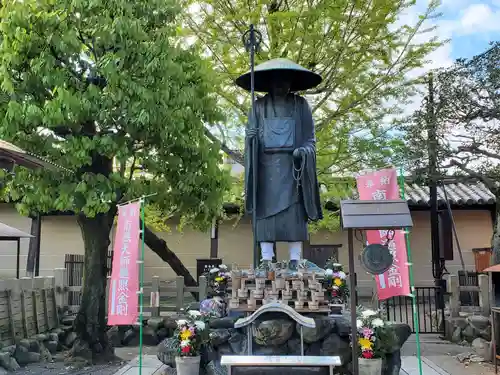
[221,355,342,366]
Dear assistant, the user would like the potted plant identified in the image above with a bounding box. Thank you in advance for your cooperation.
[174,310,210,375]
[322,260,349,314]
[355,308,396,375]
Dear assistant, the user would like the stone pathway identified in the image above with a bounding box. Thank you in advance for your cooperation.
[112,356,167,375]
[112,354,496,375]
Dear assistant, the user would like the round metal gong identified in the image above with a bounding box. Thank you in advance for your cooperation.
[360,243,394,275]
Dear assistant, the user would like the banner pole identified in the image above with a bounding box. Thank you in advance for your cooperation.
[398,168,423,375]
[138,197,146,375]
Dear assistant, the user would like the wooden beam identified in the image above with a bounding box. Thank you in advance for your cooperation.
[210,217,219,258]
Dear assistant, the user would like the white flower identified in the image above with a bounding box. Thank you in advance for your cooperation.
[356,319,363,329]
[338,271,346,279]
[372,318,384,328]
[195,321,206,331]
[325,269,333,276]
[180,339,190,347]
[176,319,188,327]
[361,309,377,318]
[210,267,220,273]
[219,264,228,269]
[188,310,202,317]
[333,286,340,290]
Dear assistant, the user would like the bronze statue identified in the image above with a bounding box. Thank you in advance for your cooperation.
[236,58,323,270]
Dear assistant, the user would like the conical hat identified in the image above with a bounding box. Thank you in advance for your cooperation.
[235,58,322,92]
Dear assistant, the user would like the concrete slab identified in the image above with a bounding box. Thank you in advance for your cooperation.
[401,356,446,375]
[113,355,166,375]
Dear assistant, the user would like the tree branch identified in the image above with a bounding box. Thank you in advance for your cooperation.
[142,221,199,299]
[205,128,244,164]
[457,145,500,161]
[448,159,497,192]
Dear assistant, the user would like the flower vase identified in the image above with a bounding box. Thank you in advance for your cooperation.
[175,356,201,375]
[358,357,382,375]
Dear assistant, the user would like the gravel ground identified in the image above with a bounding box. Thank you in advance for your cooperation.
[10,361,126,375]
[8,346,158,375]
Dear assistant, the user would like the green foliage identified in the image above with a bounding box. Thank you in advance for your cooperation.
[0,0,230,229]
[185,0,444,229]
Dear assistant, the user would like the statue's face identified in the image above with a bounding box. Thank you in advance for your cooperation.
[270,75,291,97]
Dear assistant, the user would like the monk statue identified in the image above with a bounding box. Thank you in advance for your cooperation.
[236,58,323,271]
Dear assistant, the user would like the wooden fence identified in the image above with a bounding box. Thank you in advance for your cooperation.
[447,273,490,317]
[0,277,59,346]
[54,267,209,317]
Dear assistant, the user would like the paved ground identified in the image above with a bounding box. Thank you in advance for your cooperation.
[114,354,497,375]
[12,335,494,375]
[111,336,497,375]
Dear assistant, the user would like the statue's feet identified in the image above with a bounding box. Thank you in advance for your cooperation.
[256,260,272,278]
[283,259,299,277]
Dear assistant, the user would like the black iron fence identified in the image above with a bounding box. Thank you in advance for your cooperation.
[382,286,445,334]
[64,252,113,312]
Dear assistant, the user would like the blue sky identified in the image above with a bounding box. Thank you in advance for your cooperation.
[430,0,500,63]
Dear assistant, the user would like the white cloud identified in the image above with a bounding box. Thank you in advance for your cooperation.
[457,4,500,34]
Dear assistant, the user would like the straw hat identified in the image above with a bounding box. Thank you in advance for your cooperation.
[235,58,322,93]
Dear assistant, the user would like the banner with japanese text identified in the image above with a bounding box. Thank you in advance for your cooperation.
[108,202,141,325]
[356,168,411,300]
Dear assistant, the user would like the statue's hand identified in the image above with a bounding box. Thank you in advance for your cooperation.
[293,147,305,159]
[245,128,258,140]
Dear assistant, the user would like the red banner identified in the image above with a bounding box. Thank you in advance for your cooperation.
[356,168,411,300]
[108,202,141,325]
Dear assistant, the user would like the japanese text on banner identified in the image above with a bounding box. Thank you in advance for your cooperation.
[108,202,141,325]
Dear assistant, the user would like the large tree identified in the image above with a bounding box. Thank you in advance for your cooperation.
[0,0,229,360]
[399,42,500,261]
[186,0,444,228]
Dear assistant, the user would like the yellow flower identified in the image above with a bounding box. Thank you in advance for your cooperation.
[180,329,192,341]
[215,276,224,282]
[334,278,342,286]
[358,338,373,350]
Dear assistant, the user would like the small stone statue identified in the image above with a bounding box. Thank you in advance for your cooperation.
[236,58,323,271]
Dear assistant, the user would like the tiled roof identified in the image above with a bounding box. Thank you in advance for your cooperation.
[0,140,70,172]
[404,181,496,207]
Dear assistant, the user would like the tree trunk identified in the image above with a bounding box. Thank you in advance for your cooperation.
[71,210,116,361]
[142,222,199,298]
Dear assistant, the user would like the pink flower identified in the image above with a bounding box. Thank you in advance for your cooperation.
[362,328,373,338]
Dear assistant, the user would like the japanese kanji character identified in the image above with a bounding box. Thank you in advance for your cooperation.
[388,275,402,288]
[116,303,128,316]
[372,189,387,200]
[118,278,129,291]
[120,255,130,267]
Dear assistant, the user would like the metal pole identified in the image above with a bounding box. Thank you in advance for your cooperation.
[348,229,358,375]
[242,25,262,268]
[138,198,146,375]
[16,239,20,279]
[427,73,443,289]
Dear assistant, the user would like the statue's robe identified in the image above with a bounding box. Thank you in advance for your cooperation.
[244,93,323,243]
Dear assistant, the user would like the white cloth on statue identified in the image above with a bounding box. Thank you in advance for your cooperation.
[260,242,302,261]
